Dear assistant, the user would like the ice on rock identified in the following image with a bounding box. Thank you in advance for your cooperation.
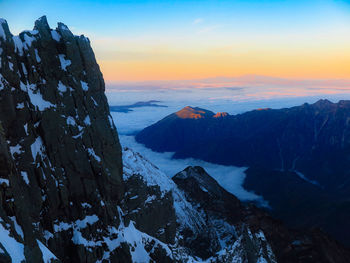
[122,148,206,230]
[84,115,91,125]
[81,203,92,209]
[57,81,68,93]
[9,144,23,158]
[35,49,41,62]
[0,19,6,40]
[0,178,9,186]
[37,240,58,263]
[43,231,54,241]
[11,33,37,56]
[66,116,76,126]
[80,81,89,91]
[23,33,36,48]
[122,148,173,195]
[92,97,98,106]
[87,148,101,162]
[23,29,38,35]
[51,30,61,41]
[58,54,71,71]
[21,171,30,185]
[95,207,173,263]
[12,36,25,56]
[21,63,27,75]
[53,222,71,232]
[22,82,55,111]
[108,115,114,128]
[53,215,100,249]
[30,136,45,161]
[75,215,99,229]
[0,220,25,262]
[58,23,70,31]
[9,216,24,239]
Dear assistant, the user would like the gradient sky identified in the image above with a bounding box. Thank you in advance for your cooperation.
[1,0,350,82]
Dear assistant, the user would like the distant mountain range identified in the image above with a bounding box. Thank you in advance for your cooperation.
[136,100,350,246]
[109,100,167,113]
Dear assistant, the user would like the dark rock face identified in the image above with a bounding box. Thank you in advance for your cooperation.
[121,149,279,262]
[136,102,350,245]
[243,168,350,247]
[136,101,350,190]
[122,148,177,245]
[0,16,126,262]
[173,166,350,263]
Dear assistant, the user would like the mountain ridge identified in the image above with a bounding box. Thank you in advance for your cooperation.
[136,99,350,246]
[1,16,350,262]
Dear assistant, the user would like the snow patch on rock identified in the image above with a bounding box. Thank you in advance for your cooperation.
[0,220,25,262]
[37,240,58,262]
[58,54,71,71]
[87,148,101,162]
[21,82,55,111]
[0,20,6,40]
[57,81,68,93]
[21,171,29,185]
[51,30,61,41]
[122,148,206,231]
[80,81,89,91]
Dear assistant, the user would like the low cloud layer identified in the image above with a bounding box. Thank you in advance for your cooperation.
[119,135,268,206]
[108,88,350,135]
[107,88,350,207]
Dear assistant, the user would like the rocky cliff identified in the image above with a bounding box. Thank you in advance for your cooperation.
[173,166,350,263]
[0,15,128,262]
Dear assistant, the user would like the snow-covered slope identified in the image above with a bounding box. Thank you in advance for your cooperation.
[122,148,277,262]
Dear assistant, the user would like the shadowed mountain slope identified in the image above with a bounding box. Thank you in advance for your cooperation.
[136,101,350,246]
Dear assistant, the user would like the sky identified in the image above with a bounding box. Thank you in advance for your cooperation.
[1,0,350,82]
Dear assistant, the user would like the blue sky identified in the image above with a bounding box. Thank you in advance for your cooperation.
[3,0,350,35]
[1,0,350,81]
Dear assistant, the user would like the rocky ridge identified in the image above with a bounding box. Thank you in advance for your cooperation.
[0,15,127,262]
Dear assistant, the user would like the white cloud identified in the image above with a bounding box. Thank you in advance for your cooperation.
[106,86,350,135]
[193,18,203,24]
[119,135,268,206]
[106,88,350,207]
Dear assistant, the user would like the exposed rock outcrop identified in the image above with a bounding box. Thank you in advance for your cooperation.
[122,149,279,262]
[173,166,350,263]
[0,16,126,262]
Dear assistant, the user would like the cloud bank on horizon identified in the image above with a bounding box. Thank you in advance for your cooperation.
[107,75,350,135]
[107,86,350,207]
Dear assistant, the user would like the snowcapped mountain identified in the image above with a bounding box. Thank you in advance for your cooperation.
[0,16,349,263]
[121,147,278,262]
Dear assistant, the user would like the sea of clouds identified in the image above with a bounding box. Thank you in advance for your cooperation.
[106,81,350,206]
